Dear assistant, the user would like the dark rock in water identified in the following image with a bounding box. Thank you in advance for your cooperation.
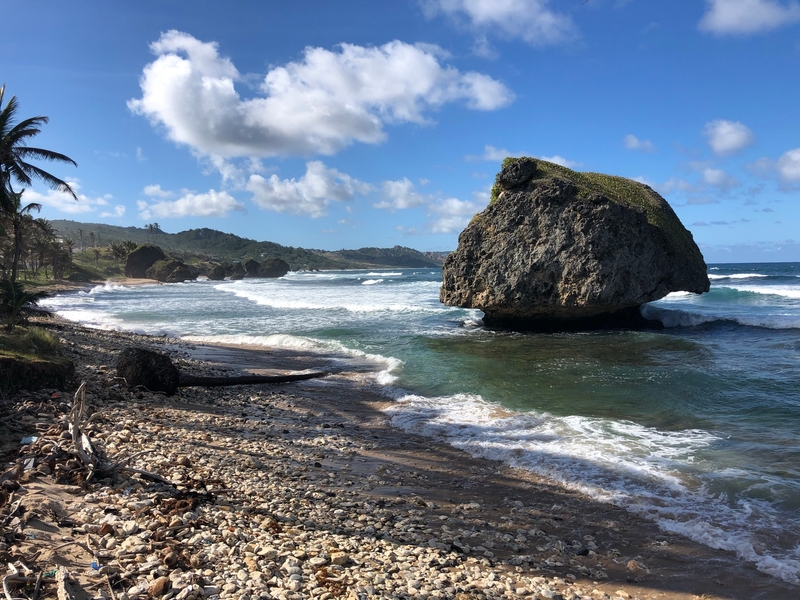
[145,259,199,283]
[440,157,710,331]
[208,265,226,281]
[124,245,166,278]
[258,258,290,278]
[116,347,179,395]
[244,259,260,277]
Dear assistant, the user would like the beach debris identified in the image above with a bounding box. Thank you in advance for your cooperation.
[1,319,776,600]
[178,370,328,387]
[116,345,327,394]
[115,347,180,395]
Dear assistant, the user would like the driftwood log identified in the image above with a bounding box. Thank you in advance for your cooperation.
[116,347,327,394]
[179,371,327,387]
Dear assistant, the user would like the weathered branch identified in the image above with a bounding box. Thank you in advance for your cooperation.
[178,371,327,388]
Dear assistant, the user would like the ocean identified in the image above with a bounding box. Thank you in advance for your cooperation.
[41,262,800,584]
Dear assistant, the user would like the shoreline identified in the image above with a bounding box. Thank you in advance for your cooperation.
[2,315,797,599]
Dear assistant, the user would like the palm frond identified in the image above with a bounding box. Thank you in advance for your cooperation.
[15,161,78,199]
[14,147,78,167]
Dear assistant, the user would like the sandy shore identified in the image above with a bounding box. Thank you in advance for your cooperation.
[1,316,797,600]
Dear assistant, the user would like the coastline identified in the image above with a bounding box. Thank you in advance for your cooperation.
[2,315,797,599]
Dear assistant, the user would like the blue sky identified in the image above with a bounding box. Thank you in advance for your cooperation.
[3,0,799,261]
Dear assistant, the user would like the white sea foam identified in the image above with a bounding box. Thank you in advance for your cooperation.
[182,333,403,386]
[361,279,383,285]
[366,272,402,277]
[721,285,800,299]
[384,392,800,584]
[641,305,800,329]
[213,282,444,314]
[708,273,768,280]
[88,282,136,294]
[42,309,127,331]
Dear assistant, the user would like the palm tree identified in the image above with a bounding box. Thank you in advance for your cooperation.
[0,278,49,331]
[5,191,46,282]
[0,83,77,213]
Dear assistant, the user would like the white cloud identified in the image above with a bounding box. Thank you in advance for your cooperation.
[471,35,499,58]
[375,178,427,210]
[129,31,513,159]
[465,144,516,161]
[247,161,371,218]
[538,155,578,168]
[143,184,173,198]
[624,134,655,153]
[777,148,800,182]
[422,0,578,47]
[138,189,245,219]
[136,147,147,162]
[658,178,696,195]
[100,205,126,218]
[699,0,800,34]
[703,119,755,156]
[428,196,486,233]
[701,167,740,190]
[633,176,656,187]
[746,157,775,176]
[24,181,111,215]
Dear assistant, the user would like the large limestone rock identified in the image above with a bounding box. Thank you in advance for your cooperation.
[258,258,290,278]
[207,265,226,281]
[244,259,260,277]
[145,259,200,283]
[440,158,710,330]
[124,245,165,278]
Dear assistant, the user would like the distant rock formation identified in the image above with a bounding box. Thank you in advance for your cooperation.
[145,259,200,283]
[124,245,166,278]
[225,262,246,280]
[208,265,226,281]
[240,258,290,278]
[244,259,260,277]
[258,258,290,278]
[440,158,710,330]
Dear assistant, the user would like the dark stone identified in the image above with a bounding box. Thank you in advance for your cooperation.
[116,347,179,395]
[258,258,290,278]
[440,158,710,331]
[124,245,166,278]
[244,259,260,277]
[145,259,199,283]
[208,265,226,281]
[226,262,246,280]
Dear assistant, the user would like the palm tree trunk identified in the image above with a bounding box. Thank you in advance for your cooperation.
[10,217,22,283]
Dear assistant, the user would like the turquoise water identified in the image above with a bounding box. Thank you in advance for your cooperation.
[42,263,800,583]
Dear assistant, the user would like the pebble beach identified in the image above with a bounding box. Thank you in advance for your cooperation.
[1,315,797,600]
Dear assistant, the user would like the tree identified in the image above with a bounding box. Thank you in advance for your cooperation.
[0,278,49,331]
[0,84,77,213]
[4,191,45,282]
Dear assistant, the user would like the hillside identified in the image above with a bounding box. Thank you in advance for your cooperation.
[50,221,444,270]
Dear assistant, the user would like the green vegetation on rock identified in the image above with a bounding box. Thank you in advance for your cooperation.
[0,325,73,390]
[494,157,703,270]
